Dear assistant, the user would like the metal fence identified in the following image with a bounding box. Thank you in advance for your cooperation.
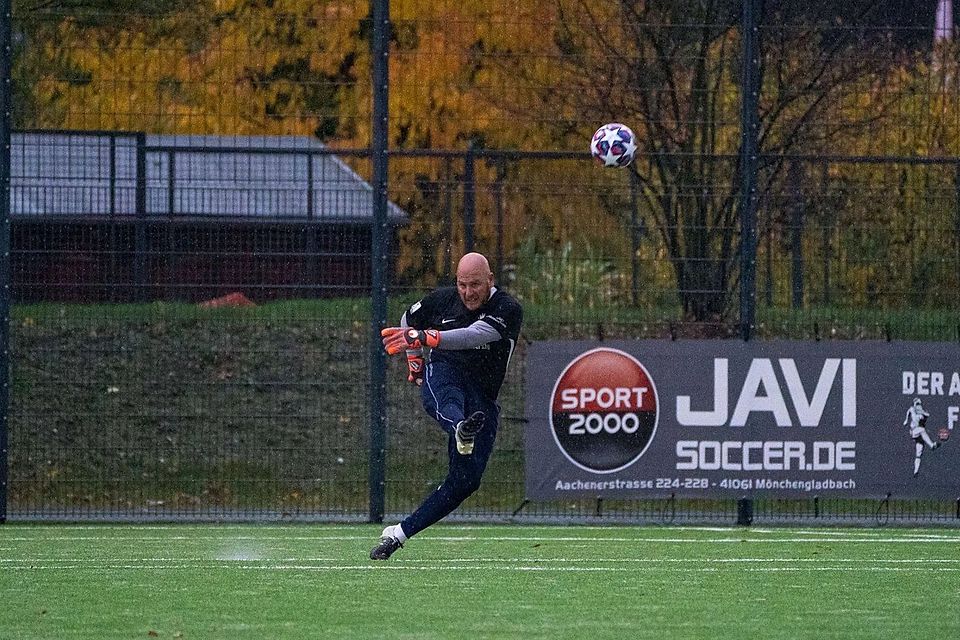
[3,0,960,525]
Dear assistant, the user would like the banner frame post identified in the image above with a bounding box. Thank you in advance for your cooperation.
[367,0,391,524]
[0,0,12,524]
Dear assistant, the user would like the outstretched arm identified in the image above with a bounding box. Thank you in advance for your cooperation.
[432,321,501,349]
[382,320,500,355]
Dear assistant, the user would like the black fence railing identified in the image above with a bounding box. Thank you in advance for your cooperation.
[6,131,960,525]
[7,0,960,525]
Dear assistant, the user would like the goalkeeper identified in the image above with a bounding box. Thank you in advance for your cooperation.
[370,252,522,560]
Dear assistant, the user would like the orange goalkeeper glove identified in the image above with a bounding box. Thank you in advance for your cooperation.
[406,353,424,386]
[381,327,441,356]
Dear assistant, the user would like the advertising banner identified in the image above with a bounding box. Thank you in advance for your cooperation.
[524,340,960,499]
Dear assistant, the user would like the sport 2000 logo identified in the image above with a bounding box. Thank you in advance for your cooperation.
[549,347,659,473]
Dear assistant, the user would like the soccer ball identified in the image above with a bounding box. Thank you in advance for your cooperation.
[590,123,637,168]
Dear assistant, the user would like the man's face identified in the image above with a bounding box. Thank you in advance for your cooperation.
[457,268,493,311]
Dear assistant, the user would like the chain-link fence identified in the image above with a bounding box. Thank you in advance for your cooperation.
[4,1,960,524]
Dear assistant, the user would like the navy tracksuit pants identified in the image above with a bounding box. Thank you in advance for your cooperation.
[400,360,499,538]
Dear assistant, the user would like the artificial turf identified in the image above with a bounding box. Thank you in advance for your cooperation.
[2,523,959,639]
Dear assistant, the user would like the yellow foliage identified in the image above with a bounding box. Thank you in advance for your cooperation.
[17,2,960,308]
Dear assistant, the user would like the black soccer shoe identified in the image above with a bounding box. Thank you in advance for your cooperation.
[455,411,486,455]
[370,534,403,561]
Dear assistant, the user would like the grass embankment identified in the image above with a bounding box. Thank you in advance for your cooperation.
[9,299,960,514]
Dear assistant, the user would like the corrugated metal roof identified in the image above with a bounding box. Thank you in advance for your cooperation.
[11,132,407,221]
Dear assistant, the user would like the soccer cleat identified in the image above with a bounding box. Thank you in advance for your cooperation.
[455,411,486,455]
[370,527,403,561]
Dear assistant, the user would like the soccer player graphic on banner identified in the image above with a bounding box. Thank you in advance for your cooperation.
[371,252,522,560]
[904,398,942,477]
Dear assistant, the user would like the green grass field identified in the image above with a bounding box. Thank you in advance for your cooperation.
[2,524,959,639]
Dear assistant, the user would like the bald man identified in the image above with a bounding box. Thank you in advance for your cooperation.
[372,252,523,560]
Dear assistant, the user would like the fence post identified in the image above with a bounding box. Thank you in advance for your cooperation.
[736,497,753,526]
[167,150,176,216]
[368,0,391,524]
[0,0,11,523]
[442,156,453,283]
[305,152,318,295]
[109,134,117,217]
[738,0,760,341]
[789,160,804,309]
[821,162,832,307]
[629,170,642,306]
[464,144,475,254]
[954,163,960,295]
[108,134,118,302]
[134,133,148,302]
[492,157,505,284]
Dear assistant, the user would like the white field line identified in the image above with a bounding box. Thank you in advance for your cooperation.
[4,563,960,573]
[0,525,769,533]
[2,557,958,564]
[2,524,956,536]
[4,534,960,544]
[0,523,960,542]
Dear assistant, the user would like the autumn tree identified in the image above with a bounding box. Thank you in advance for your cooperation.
[472,0,936,321]
[13,0,957,313]
[12,0,369,136]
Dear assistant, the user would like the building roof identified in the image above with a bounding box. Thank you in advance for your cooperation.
[11,131,408,222]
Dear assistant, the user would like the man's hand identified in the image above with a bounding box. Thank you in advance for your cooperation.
[406,353,424,386]
[381,327,441,356]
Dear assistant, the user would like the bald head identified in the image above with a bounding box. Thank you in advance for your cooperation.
[456,252,494,311]
[457,252,491,277]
